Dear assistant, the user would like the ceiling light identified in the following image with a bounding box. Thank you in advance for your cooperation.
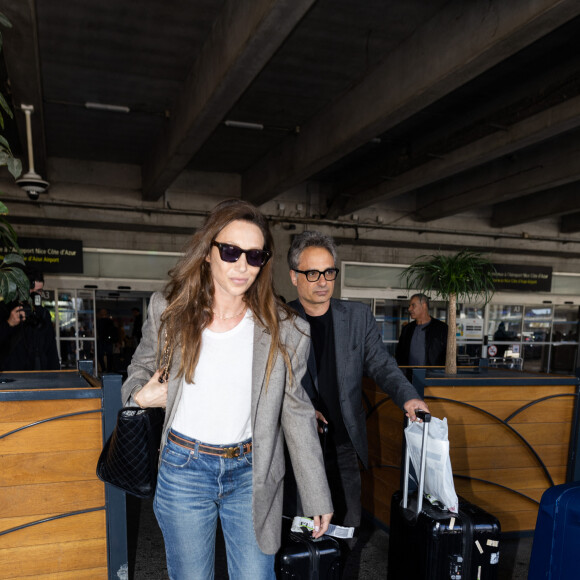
[15,104,50,200]
[85,102,130,113]
[224,120,264,130]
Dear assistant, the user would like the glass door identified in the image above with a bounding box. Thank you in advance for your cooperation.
[95,291,150,378]
[43,288,97,371]
[550,305,580,373]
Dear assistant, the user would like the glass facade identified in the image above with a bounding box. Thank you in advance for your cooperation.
[342,262,580,375]
[43,289,97,370]
[487,303,579,373]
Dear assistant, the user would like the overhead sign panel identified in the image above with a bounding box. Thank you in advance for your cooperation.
[1,237,83,273]
[492,264,552,292]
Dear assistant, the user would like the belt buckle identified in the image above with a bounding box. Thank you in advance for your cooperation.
[224,446,238,459]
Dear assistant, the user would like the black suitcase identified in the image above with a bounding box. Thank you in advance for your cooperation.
[276,529,341,579]
[278,423,341,578]
[387,412,501,580]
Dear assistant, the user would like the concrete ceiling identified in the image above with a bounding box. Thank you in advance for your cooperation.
[2,0,580,232]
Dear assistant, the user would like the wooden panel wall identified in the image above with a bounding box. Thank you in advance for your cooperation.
[0,397,108,579]
[362,378,577,534]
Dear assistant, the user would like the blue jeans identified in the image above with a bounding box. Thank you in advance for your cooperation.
[153,429,275,580]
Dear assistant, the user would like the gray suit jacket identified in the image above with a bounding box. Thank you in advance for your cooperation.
[288,298,421,468]
[122,292,333,554]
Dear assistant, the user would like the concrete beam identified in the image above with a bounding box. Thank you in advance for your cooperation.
[1,0,47,178]
[491,184,580,228]
[8,215,195,235]
[561,213,580,234]
[329,52,580,212]
[332,236,580,261]
[242,0,580,209]
[414,129,580,222]
[338,94,580,219]
[141,0,316,201]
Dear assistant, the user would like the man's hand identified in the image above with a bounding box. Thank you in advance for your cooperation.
[404,398,430,421]
[133,370,169,408]
[311,512,333,539]
[7,305,25,327]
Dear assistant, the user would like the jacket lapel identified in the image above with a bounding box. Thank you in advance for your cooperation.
[331,299,349,394]
[252,323,271,426]
[289,299,319,394]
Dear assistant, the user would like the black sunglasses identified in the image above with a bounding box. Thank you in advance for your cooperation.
[293,268,339,282]
[212,241,271,268]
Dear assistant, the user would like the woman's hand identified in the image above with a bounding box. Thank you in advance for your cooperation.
[133,370,168,408]
[311,512,333,539]
[315,410,328,434]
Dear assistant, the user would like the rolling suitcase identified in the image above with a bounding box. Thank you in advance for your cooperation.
[528,481,580,579]
[387,411,501,579]
[276,523,341,579]
[278,423,341,578]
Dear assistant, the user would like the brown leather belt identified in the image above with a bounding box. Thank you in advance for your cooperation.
[168,431,252,459]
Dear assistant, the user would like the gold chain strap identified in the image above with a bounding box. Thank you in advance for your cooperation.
[158,328,175,383]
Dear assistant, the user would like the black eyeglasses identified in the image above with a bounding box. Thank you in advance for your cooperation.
[211,241,271,268]
[293,268,339,282]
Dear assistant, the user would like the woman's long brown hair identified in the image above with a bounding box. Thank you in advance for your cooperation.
[160,199,295,387]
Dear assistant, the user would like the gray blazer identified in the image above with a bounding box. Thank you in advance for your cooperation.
[288,298,421,468]
[122,292,333,554]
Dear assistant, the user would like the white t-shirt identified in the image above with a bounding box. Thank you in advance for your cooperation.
[171,311,254,445]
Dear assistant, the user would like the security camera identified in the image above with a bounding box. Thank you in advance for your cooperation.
[26,189,40,201]
[16,171,50,201]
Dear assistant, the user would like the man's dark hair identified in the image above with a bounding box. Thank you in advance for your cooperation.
[287,231,338,270]
[410,293,430,308]
[26,268,44,288]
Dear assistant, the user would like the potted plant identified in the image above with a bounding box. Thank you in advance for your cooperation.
[0,11,27,304]
[400,250,495,374]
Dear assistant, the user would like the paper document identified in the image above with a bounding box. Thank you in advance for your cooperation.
[291,516,355,539]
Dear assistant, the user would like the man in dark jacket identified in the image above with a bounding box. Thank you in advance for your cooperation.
[286,231,429,562]
[0,269,60,371]
[396,293,448,366]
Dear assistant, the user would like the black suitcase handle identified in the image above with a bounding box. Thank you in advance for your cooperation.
[414,410,431,423]
[403,410,431,514]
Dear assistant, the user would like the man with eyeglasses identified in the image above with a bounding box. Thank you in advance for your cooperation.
[286,231,428,564]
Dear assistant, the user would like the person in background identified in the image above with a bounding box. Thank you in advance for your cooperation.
[122,200,333,580]
[131,307,143,344]
[96,308,118,373]
[396,293,448,367]
[492,321,511,357]
[0,268,60,371]
[286,230,428,565]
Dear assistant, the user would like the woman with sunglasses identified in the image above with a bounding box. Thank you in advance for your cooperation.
[121,199,333,579]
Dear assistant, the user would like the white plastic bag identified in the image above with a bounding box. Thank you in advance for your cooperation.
[404,416,459,513]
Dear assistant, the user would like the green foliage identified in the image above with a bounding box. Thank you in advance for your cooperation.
[0,132,22,178]
[0,253,29,303]
[0,11,21,179]
[1,199,19,251]
[400,250,496,305]
[0,11,27,303]
[0,11,12,29]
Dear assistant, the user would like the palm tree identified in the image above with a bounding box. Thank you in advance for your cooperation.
[400,250,495,374]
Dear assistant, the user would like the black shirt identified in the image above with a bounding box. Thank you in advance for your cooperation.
[306,307,349,445]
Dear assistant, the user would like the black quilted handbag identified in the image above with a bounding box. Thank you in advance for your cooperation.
[96,406,165,498]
